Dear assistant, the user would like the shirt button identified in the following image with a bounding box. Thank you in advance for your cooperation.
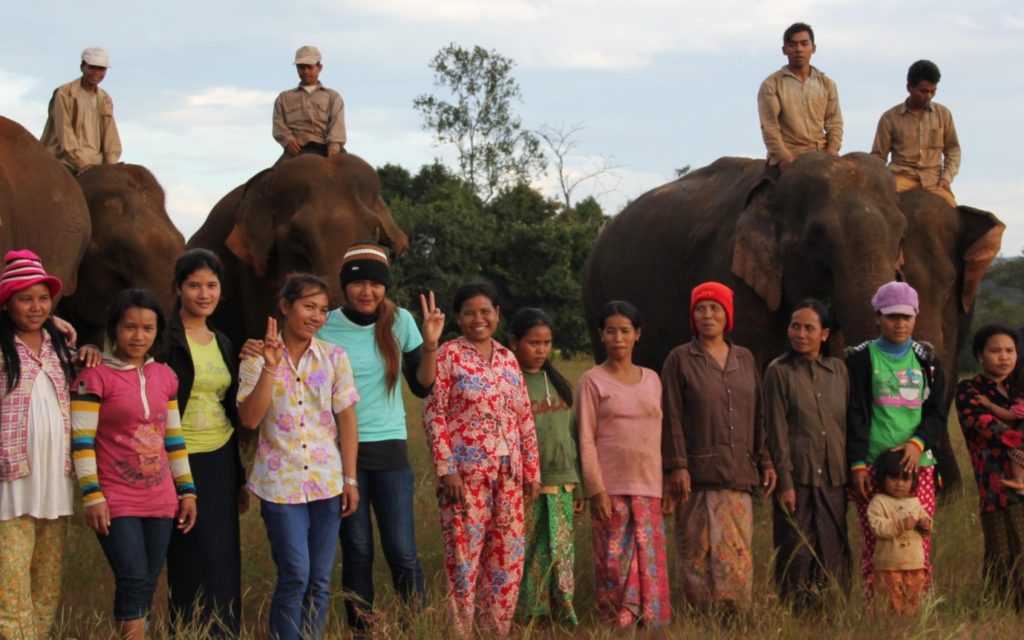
[817,468,823,474]
[302,443,307,449]
[296,377,301,382]
[298,400,303,405]
[303,465,309,470]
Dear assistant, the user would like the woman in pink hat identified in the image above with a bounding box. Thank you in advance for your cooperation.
[0,250,79,639]
[661,281,776,617]
[846,281,946,604]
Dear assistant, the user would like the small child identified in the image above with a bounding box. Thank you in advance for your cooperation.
[866,449,933,614]
[973,395,1024,491]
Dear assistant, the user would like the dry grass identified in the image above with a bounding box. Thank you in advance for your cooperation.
[53,358,1024,638]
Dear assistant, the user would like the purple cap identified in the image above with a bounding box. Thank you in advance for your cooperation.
[871,281,919,316]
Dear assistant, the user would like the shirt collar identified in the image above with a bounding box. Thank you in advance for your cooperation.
[280,334,327,370]
[687,337,739,371]
[780,65,820,81]
[899,99,934,115]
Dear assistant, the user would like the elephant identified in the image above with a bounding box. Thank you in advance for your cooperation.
[0,115,91,293]
[187,152,409,348]
[57,164,186,346]
[581,151,1003,490]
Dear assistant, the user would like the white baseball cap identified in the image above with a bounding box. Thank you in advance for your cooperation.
[81,46,110,68]
[294,45,321,65]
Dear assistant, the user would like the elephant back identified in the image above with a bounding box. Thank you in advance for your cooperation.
[0,116,91,295]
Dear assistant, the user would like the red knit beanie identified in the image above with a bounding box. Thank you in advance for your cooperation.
[690,281,734,334]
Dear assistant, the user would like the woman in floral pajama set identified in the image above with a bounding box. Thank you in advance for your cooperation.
[423,281,540,637]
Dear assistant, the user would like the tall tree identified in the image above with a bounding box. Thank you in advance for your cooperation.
[413,44,545,201]
[537,122,618,218]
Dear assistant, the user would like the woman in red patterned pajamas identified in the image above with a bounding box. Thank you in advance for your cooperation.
[423,281,540,637]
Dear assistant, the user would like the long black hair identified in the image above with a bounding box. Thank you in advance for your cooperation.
[509,307,573,407]
[0,311,75,395]
[874,448,919,493]
[780,298,832,362]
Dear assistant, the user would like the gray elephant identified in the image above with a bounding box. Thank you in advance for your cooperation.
[188,153,409,348]
[582,152,1002,489]
[58,164,186,346]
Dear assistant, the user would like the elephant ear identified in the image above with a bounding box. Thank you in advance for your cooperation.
[225,169,276,277]
[732,179,783,310]
[958,205,1005,313]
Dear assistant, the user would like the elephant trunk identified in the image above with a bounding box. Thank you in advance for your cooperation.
[830,265,896,356]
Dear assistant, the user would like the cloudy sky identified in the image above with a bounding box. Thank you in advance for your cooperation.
[3,0,1022,254]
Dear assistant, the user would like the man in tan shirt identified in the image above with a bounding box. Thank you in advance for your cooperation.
[272,46,346,159]
[871,60,960,207]
[757,23,843,174]
[40,46,122,175]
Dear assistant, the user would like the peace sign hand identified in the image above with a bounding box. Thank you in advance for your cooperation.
[262,317,284,368]
[419,291,445,351]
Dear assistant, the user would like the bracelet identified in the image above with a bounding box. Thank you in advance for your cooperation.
[343,476,359,488]
[262,366,276,376]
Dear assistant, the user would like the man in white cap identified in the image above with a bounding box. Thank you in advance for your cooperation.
[40,46,122,174]
[272,45,346,160]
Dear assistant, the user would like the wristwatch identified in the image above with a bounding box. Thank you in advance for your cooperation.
[343,476,359,488]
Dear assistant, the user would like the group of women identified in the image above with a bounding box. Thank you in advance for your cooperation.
[0,239,1022,640]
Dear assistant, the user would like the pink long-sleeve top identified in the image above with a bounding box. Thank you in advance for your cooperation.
[576,365,663,499]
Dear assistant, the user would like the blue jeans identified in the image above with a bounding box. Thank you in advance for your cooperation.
[261,497,341,640]
[96,517,174,621]
[339,467,425,629]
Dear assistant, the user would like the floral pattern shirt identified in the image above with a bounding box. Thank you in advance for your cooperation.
[423,337,540,484]
[955,374,1024,513]
[238,337,359,504]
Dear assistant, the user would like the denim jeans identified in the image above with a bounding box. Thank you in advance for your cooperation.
[261,497,341,640]
[96,517,174,621]
[339,467,425,629]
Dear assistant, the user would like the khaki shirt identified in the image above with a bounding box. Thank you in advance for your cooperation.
[757,65,843,165]
[871,100,960,188]
[272,83,346,153]
[40,78,122,172]
[764,354,849,492]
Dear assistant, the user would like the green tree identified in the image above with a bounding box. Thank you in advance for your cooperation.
[413,44,545,202]
[958,254,1024,372]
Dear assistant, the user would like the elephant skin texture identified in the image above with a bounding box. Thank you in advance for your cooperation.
[582,152,1003,490]
[187,152,409,349]
[58,163,186,347]
[0,116,91,296]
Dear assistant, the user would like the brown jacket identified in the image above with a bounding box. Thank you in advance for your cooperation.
[661,339,772,492]
[272,83,346,153]
[40,78,122,172]
[757,65,843,165]
[764,354,849,492]
[871,100,960,188]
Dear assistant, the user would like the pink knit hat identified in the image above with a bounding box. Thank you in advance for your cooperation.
[0,250,62,306]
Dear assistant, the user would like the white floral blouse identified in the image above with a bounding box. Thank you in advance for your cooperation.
[238,337,359,504]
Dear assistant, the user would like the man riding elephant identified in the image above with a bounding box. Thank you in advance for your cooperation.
[272,45,346,161]
[757,23,843,176]
[40,46,122,175]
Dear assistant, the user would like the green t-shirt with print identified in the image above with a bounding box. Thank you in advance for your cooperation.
[867,342,935,467]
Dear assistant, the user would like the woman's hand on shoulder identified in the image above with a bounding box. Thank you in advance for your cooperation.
[73,344,102,368]
[239,338,264,361]
[51,315,77,347]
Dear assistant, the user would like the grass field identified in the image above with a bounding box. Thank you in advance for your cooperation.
[53,357,1024,638]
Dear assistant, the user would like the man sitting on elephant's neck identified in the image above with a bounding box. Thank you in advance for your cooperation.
[40,46,122,176]
[757,22,843,176]
[272,45,346,162]
[871,60,960,208]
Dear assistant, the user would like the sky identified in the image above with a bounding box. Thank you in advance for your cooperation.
[2,0,1022,255]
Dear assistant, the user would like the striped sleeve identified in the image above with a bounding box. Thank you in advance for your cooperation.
[71,382,104,507]
[164,398,196,498]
